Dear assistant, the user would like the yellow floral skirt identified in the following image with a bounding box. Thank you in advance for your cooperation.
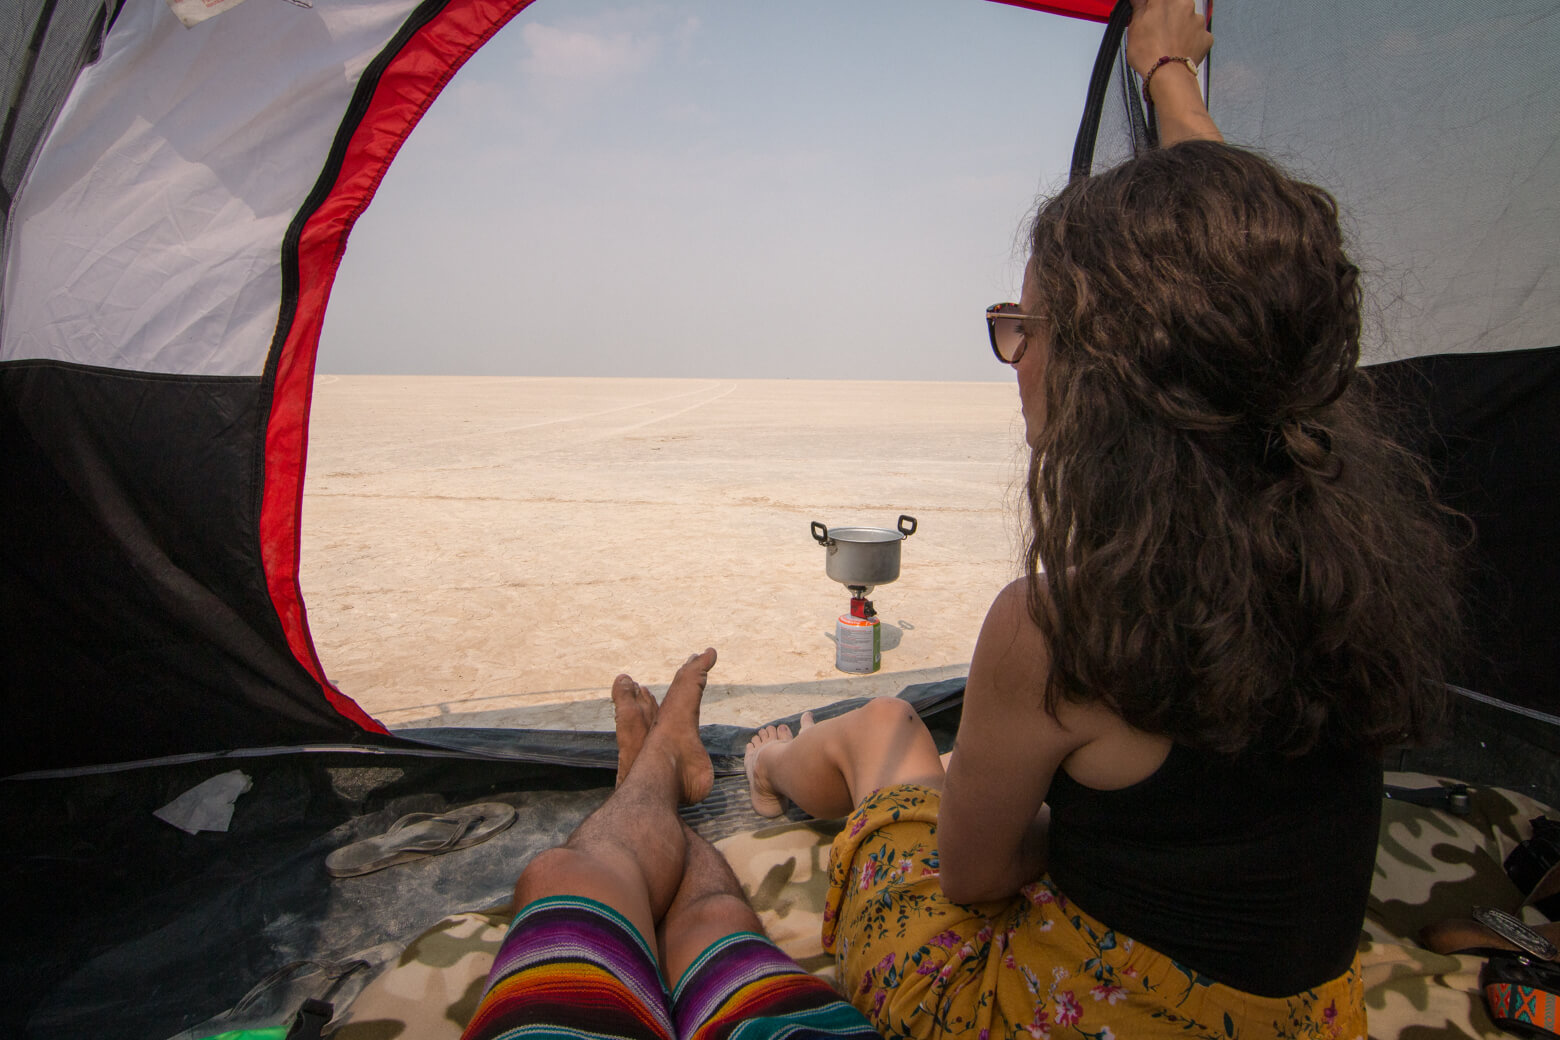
[820,785,1366,1040]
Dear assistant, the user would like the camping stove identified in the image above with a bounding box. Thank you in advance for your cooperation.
[809,516,917,673]
[845,586,877,620]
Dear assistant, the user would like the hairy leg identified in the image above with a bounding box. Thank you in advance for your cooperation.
[655,822,764,987]
[746,698,944,819]
[513,650,718,957]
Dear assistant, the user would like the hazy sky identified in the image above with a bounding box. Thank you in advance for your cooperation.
[320,0,1104,382]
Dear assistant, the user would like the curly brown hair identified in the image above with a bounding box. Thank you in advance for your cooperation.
[1023,141,1460,755]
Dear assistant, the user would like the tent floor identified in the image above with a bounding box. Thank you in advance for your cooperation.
[1394,694,1560,810]
[5,679,1554,1039]
[5,683,962,1039]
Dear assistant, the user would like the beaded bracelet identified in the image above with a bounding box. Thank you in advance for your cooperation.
[1141,55,1199,107]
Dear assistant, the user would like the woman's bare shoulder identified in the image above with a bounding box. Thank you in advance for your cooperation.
[974,576,1162,753]
[969,578,1053,706]
[971,577,1099,744]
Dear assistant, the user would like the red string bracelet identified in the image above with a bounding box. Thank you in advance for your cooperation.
[1141,55,1198,107]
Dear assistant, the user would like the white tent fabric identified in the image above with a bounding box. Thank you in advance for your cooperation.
[1079,1,1560,366]
[1212,1,1560,364]
[1,0,533,774]
[2,0,423,375]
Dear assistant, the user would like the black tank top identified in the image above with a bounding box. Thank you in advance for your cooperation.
[1045,741,1381,997]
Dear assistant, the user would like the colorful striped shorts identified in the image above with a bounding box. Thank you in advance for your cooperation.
[460,895,880,1040]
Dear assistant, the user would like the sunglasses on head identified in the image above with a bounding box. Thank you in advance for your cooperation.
[986,302,1043,365]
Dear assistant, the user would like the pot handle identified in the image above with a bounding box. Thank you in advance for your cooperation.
[811,521,830,545]
[898,515,918,538]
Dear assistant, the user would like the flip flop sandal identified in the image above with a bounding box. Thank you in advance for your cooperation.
[326,802,517,878]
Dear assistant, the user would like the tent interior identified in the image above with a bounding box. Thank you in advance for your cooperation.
[2,0,1557,1036]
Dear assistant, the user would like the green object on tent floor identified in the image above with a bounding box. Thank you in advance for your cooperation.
[197,1029,288,1040]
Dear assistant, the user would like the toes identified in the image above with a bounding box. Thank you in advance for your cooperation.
[744,732,787,818]
[745,725,770,749]
[675,648,718,684]
[612,677,645,731]
[799,711,816,730]
[745,723,792,753]
[634,682,658,720]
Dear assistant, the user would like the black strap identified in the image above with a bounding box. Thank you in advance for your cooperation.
[1068,0,1133,182]
[1384,782,1471,816]
[285,998,333,1040]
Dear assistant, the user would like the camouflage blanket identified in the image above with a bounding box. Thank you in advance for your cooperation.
[331,772,1554,1039]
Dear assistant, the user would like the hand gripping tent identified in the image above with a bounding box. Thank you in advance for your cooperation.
[1,0,1556,1036]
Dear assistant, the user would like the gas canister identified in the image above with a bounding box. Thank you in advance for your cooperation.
[835,604,881,674]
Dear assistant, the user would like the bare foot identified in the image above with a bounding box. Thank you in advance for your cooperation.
[611,674,658,786]
[744,723,791,818]
[642,648,717,805]
[745,710,815,818]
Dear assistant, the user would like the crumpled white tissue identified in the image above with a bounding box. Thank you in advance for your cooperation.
[154,770,253,834]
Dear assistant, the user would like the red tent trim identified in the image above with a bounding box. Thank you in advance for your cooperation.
[986,0,1116,23]
[259,0,540,734]
[256,0,1095,735]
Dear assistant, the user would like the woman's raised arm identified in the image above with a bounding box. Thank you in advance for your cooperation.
[1125,0,1221,147]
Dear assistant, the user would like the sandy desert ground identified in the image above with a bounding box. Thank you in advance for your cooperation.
[299,376,1030,733]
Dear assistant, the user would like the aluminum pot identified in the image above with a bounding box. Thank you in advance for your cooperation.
[810,515,917,587]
